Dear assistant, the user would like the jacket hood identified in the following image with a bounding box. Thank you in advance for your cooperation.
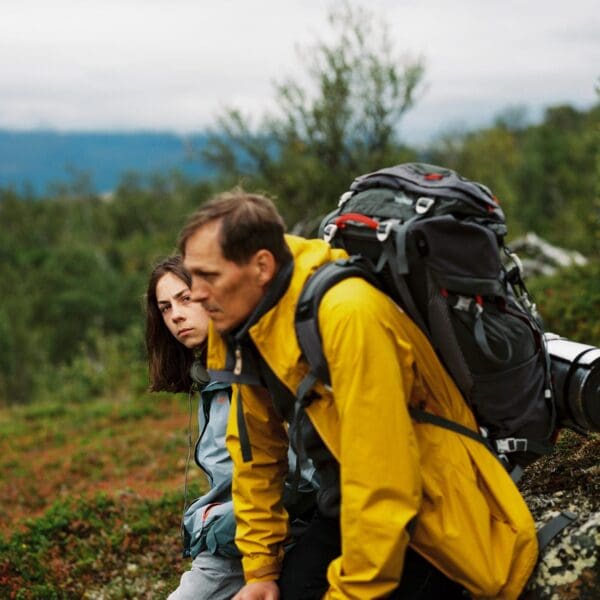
[247,235,348,392]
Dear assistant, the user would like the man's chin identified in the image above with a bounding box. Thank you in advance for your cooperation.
[212,318,232,334]
[208,311,250,335]
[212,317,247,336]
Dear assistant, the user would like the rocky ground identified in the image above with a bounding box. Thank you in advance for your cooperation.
[519,430,599,599]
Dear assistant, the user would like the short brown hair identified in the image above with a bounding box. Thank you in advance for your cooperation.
[178,188,292,265]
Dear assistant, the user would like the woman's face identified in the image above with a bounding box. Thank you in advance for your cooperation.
[155,272,209,349]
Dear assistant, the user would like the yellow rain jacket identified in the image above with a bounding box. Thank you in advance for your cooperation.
[207,235,538,599]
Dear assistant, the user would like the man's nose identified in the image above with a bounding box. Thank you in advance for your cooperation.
[190,278,209,302]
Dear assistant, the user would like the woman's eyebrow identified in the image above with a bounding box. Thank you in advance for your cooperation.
[157,288,189,305]
[173,288,190,300]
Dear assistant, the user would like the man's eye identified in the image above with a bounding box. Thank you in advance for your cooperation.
[160,305,171,314]
[182,296,191,303]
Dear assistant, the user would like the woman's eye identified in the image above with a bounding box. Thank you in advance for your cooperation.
[182,296,191,303]
[160,305,171,314]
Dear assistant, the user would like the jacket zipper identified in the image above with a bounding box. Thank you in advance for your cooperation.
[234,345,243,375]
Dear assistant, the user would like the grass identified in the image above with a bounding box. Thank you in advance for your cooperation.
[0,390,208,599]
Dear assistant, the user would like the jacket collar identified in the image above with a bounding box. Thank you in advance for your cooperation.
[228,257,294,346]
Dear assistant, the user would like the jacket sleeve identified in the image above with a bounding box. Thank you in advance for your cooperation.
[205,506,241,558]
[319,278,423,599]
[226,382,290,583]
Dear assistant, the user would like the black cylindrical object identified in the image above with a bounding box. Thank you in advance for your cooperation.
[545,334,600,433]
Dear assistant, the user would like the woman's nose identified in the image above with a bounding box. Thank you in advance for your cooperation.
[171,306,185,322]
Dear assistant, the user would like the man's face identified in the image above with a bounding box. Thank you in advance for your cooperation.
[183,220,269,333]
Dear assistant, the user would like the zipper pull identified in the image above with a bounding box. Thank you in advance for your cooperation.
[233,346,243,376]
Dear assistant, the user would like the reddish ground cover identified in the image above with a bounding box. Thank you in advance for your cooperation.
[0,394,207,536]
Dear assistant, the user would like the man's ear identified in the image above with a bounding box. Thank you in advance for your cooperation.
[253,249,277,286]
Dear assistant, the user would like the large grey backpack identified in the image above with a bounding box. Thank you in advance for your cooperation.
[295,162,557,468]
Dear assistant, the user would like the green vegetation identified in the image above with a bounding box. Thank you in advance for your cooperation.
[1,125,597,408]
[0,3,597,408]
[0,175,213,405]
[528,260,600,346]
[0,492,185,598]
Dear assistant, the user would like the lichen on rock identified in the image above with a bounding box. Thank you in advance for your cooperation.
[519,432,599,599]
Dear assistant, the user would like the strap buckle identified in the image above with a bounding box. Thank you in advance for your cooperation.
[452,295,483,316]
[376,218,401,242]
[322,223,338,243]
[415,196,435,214]
[495,438,528,454]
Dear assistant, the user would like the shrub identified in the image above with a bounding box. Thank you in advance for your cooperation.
[33,325,147,406]
[0,489,202,599]
[528,259,600,345]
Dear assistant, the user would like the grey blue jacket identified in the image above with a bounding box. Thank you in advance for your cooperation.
[182,381,317,559]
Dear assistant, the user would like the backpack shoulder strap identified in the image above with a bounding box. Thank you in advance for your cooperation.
[537,510,578,551]
[295,256,380,400]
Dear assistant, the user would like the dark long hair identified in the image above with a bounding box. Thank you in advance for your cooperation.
[145,255,196,392]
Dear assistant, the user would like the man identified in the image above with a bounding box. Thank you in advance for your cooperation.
[180,189,538,599]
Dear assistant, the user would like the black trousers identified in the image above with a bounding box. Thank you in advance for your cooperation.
[278,511,466,600]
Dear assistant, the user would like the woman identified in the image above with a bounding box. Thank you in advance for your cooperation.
[145,256,317,600]
[146,255,244,600]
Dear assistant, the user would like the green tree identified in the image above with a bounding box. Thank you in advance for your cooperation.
[0,173,215,406]
[529,260,600,345]
[515,104,599,253]
[202,1,425,230]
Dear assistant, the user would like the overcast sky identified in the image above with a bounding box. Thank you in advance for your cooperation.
[2,0,599,143]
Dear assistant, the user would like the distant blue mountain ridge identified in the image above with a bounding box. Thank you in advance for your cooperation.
[0,130,215,196]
